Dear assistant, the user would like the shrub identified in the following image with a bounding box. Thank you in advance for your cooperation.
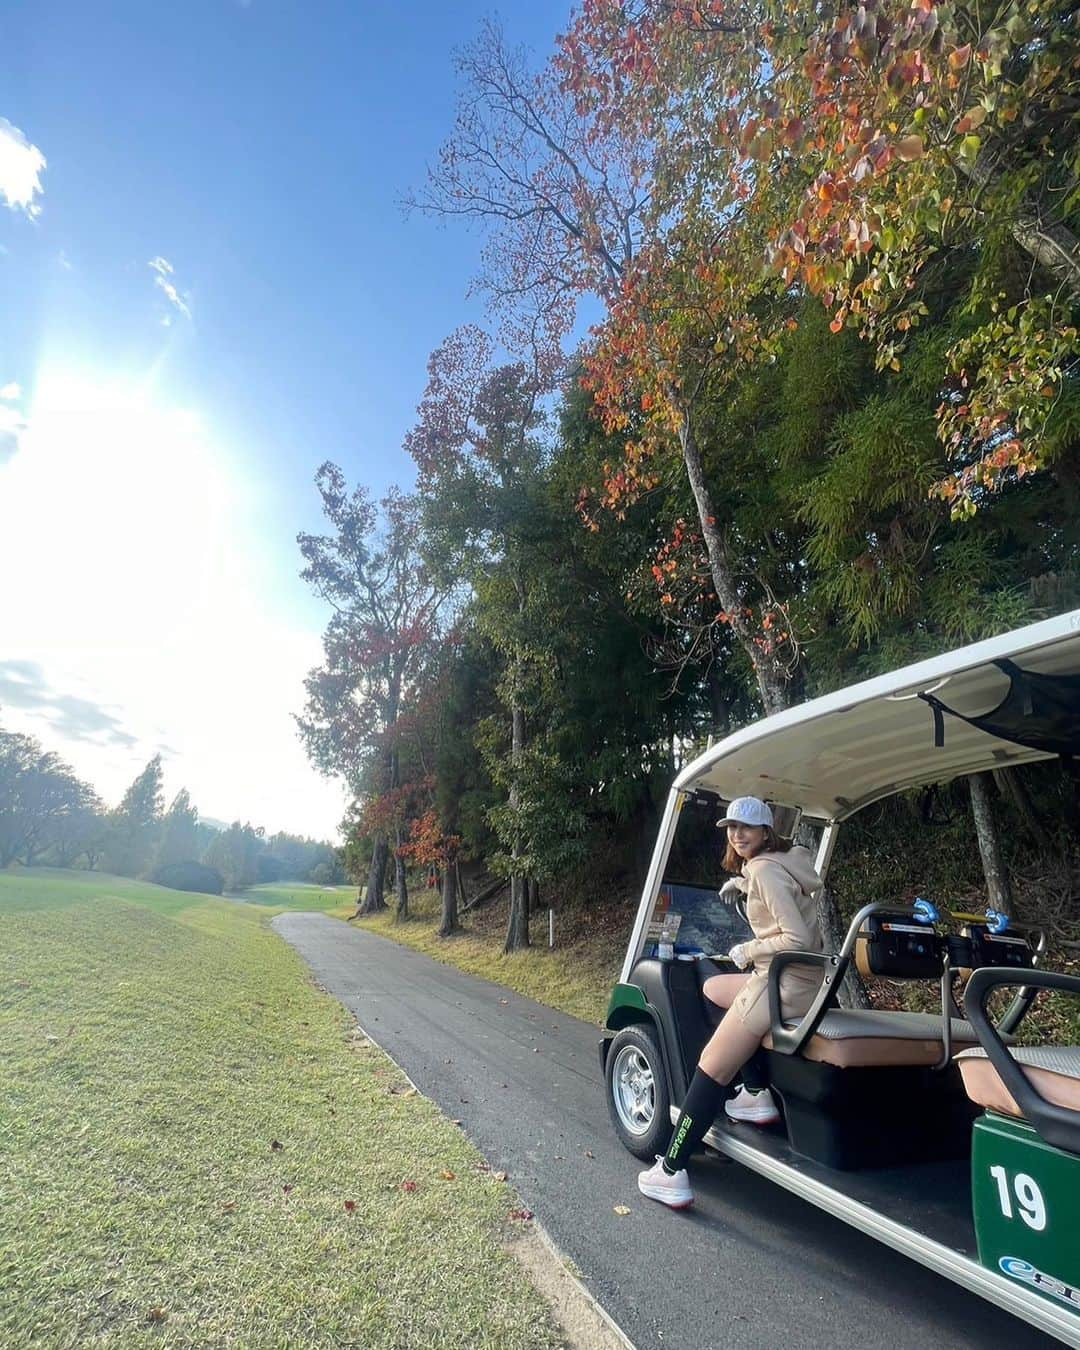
[149,860,225,895]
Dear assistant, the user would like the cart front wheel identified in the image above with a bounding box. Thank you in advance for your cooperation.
[605,1023,671,1160]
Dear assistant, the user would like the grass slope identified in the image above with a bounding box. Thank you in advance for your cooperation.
[0,870,561,1349]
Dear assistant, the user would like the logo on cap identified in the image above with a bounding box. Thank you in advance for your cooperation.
[718,797,774,828]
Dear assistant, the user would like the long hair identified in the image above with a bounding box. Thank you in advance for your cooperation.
[723,826,793,876]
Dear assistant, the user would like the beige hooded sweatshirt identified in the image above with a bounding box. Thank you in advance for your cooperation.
[739,845,824,969]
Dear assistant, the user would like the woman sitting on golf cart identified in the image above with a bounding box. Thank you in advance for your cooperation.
[638,796,824,1208]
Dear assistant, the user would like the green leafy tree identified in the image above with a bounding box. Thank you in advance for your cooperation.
[298,469,445,913]
[153,789,200,870]
[203,821,265,892]
[0,726,101,867]
[105,754,164,877]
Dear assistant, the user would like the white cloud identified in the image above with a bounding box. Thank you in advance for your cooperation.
[149,255,192,321]
[0,399,27,463]
[0,117,46,217]
[0,381,20,400]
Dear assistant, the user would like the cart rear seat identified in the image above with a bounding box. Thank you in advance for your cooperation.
[764,1008,981,1067]
[956,1045,1080,1118]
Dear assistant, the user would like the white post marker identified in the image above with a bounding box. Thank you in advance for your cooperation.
[549,907,555,948]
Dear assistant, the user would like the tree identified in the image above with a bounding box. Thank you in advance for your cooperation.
[558,0,1079,514]
[106,754,164,877]
[407,332,573,950]
[47,800,107,869]
[154,789,200,870]
[203,821,265,893]
[0,726,100,867]
[298,468,445,913]
[415,23,799,712]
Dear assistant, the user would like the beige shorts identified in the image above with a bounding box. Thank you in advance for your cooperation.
[728,963,822,1038]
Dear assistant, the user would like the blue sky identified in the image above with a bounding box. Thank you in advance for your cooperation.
[0,0,574,839]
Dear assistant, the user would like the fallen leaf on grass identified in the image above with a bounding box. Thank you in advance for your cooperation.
[509,1208,534,1221]
[613,1205,631,1216]
[440,1170,456,1181]
[270,1140,284,1151]
[401,1180,418,1193]
[146,1307,168,1324]
[282,1185,294,1197]
[388,1085,417,1098]
[221,1201,237,1213]
[344,1200,356,1212]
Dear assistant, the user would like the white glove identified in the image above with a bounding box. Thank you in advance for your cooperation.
[727,943,752,970]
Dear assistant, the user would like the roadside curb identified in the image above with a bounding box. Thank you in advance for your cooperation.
[517,1216,638,1350]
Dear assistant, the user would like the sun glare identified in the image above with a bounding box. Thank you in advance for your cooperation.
[2,367,233,648]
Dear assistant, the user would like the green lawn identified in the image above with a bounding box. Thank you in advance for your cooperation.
[226,881,357,913]
[0,870,562,1348]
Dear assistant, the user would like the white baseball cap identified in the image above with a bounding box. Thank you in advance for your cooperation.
[718,796,774,828]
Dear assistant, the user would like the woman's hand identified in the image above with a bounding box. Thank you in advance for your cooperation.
[727,943,752,970]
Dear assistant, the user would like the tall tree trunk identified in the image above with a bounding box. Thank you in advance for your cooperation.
[993,766,1055,858]
[816,885,871,1009]
[676,403,788,715]
[969,772,1014,915]
[359,834,389,914]
[438,861,459,937]
[505,696,530,952]
[677,401,868,1004]
[394,827,408,921]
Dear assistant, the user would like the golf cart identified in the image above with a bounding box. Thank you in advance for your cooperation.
[600,611,1080,1346]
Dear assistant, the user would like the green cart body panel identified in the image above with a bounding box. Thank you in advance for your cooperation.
[971,1111,1080,1318]
[605,981,652,1029]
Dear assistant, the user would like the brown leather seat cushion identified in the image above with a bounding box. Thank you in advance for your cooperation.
[763,1009,981,1068]
[955,1045,1080,1118]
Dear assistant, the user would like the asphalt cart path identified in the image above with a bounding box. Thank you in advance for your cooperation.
[273,913,1058,1350]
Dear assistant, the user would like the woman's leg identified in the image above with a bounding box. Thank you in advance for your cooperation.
[661,1000,764,1176]
[702,972,751,1010]
[702,971,768,1089]
[697,1012,765,1085]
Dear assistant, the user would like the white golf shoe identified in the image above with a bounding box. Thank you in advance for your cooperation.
[637,1156,694,1209]
[724,1085,781,1126]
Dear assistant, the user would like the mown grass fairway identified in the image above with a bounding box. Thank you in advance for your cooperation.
[0,871,562,1348]
[227,881,357,913]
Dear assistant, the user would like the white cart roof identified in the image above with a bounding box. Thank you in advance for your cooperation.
[676,612,1080,822]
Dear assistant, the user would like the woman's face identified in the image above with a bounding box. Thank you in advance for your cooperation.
[727,821,766,860]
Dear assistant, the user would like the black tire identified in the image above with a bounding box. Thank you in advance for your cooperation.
[604,1022,672,1160]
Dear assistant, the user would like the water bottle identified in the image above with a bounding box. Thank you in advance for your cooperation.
[658,922,674,962]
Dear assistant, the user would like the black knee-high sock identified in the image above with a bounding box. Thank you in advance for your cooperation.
[663,1067,725,1174]
[740,1047,769,1094]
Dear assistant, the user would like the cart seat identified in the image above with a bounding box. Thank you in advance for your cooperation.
[956,1045,1080,1118]
[764,1009,981,1068]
